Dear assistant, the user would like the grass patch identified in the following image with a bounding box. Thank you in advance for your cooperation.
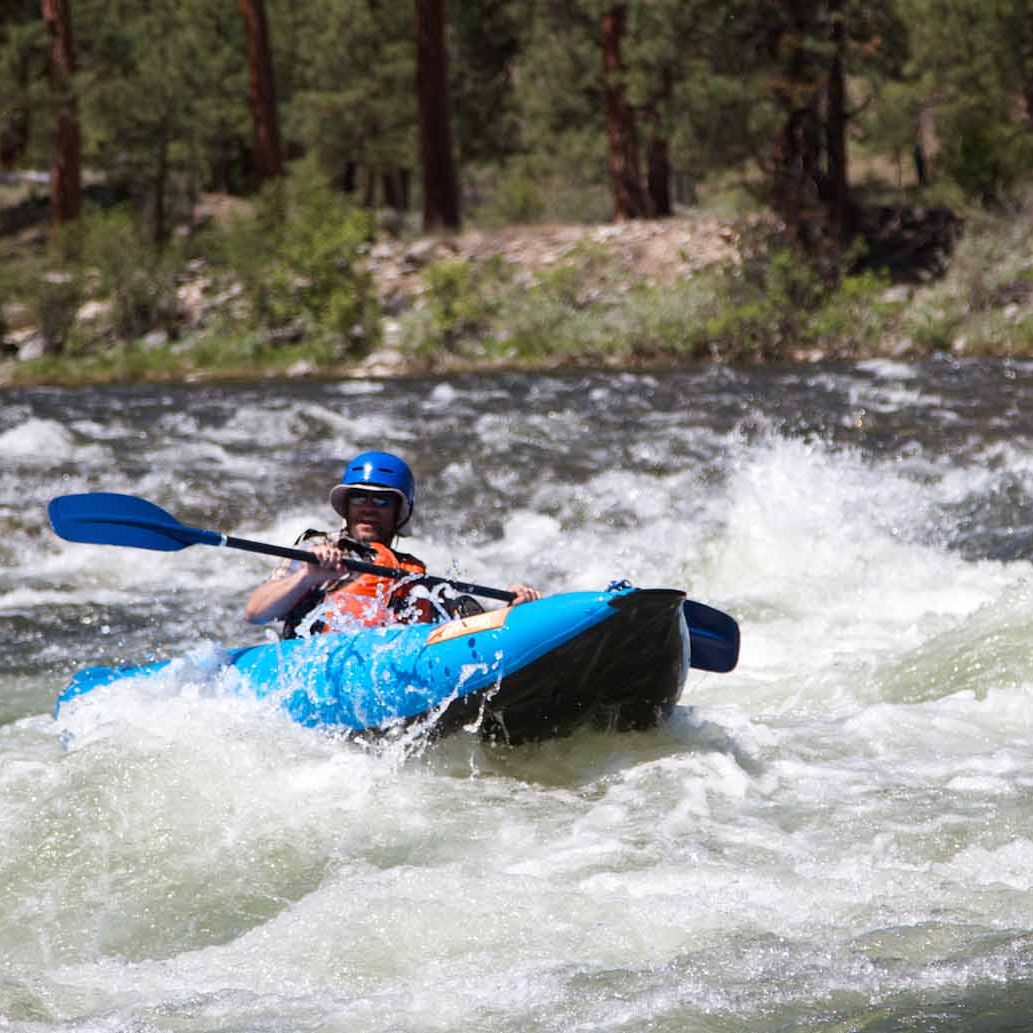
[3,332,350,385]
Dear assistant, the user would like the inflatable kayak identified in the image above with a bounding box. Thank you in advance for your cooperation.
[56,585,707,744]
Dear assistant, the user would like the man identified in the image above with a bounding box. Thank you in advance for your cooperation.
[245,450,540,637]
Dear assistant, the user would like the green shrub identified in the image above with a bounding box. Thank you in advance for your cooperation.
[212,164,378,355]
[0,260,17,347]
[938,105,1033,205]
[942,210,1033,313]
[496,288,578,358]
[903,302,963,352]
[467,145,611,227]
[36,272,82,354]
[703,234,827,358]
[808,269,893,352]
[80,208,179,341]
[621,279,713,357]
[401,256,505,357]
[424,259,485,346]
[469,160,547,226]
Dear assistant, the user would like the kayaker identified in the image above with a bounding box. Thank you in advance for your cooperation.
[244,450,541,637]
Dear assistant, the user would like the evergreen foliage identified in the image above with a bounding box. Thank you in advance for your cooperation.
[6,0,1033,228]
[276,0,414,203]
[74,0,249,238]
[211,161,377,352]
[6,0,1033,377]
[0,1,47,169]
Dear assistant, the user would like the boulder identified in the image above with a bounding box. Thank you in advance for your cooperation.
[16,332,45,362]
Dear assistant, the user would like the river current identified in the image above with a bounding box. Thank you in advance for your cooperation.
[2,359,1033,1032]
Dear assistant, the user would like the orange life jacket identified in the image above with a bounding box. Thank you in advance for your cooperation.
[318,540,437,631]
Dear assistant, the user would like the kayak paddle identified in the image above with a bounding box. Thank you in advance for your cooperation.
[681,599,739,674]
[47,492,740,672]
[47,492,517,602]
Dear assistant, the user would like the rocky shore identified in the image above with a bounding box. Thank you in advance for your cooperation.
[2,197,1029,387]
[1,211,743,380]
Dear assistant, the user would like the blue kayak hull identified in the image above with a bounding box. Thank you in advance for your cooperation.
[55,587,689,743]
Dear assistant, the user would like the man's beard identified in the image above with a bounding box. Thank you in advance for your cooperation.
[351,523,383,543]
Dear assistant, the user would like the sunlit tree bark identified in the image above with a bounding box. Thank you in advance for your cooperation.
[238,0,283,181]
[601,5,648,220]
[41,0,80,230]
[415,0,460,231]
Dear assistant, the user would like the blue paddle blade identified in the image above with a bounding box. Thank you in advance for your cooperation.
[48,493,223,551]
[683,600,740,673]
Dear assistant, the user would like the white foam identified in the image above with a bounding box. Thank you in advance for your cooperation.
[8,373,1033,1032]
[0,418,109,466]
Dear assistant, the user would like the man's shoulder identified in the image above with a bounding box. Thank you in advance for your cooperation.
[391,546,427,570]
[293,527,331,546]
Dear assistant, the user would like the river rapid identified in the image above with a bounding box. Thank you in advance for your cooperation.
[2,359,1033,1032]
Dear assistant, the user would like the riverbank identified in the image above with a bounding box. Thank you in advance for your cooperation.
[3,195,1032,388]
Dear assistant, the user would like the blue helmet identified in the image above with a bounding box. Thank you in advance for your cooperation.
[329,451,415,530]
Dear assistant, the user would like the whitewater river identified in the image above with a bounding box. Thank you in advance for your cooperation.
[2,359,1033,1032]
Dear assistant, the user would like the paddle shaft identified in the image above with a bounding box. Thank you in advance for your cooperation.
[221,534,517,603]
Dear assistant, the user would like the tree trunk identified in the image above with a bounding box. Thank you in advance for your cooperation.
[382,168,411,212]
[153,123,169,245]
[768,9,823,255]
[916,103,937,183]
[415,0,461,231]
[772,101,819,249]
[601,6,649,220]
[646,129,672,217]
[824,2,852,248]
[363,166,377,209]
[912,142,928,187]
[0,112,30,171]
[41,0,81,231]
[339,161,357,194]
[237,0,283,182]
[398,167,412,211]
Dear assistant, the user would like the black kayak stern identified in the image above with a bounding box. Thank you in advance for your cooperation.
[438,588,689,744]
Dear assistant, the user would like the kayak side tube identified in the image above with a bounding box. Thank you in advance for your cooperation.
[54,587,691,744]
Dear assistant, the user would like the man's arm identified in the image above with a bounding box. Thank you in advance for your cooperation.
[244,567,320,625]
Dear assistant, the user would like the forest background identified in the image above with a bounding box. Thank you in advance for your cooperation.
[3,0,1033,385]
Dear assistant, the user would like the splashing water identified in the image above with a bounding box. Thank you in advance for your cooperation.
[2,361,1033,1031]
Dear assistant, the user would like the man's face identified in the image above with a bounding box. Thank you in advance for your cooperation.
[345,491,399,543]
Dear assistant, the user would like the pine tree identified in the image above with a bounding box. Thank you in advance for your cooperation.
[275,0,415,207]
[74,0,249,239]
[0,0,45,169]
[622,0,721,213]
[901,0,1033,202]
[716,0,905,263]
[448,0,522,166]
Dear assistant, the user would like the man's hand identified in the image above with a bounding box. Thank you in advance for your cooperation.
[305,541,351,584]
[508,583,542,607]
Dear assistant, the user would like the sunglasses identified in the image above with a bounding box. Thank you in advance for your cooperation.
[346,492,395,509]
